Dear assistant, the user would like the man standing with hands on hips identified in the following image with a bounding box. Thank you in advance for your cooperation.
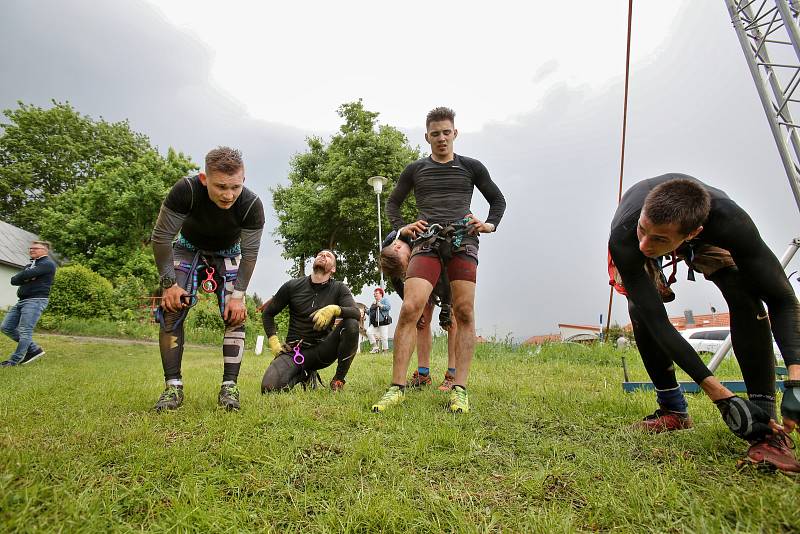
[371,106,506,414]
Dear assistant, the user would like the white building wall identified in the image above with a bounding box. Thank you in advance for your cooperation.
[0,264,20,309]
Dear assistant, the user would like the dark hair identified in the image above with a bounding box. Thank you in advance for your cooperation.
[379,244,406,279]
[205,146,243,174]
[426,107,456,129]
[643,179,711,234]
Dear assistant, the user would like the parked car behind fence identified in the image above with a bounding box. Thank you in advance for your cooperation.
[679,326,783,363]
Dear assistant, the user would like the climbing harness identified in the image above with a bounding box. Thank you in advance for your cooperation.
[155,236,241,331]
[410,217,472,329]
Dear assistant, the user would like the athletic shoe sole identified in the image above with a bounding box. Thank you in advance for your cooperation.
[22,351,46,365]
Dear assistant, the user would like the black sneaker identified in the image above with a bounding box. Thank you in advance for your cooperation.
[1,360,19,367]
[301,370,324,390]
[218,383,241,411]
[154,385,184,412]
[21,347,46,365]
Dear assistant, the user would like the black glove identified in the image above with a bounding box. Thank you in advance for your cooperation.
[714,396,773,441]
[781,380,800,425]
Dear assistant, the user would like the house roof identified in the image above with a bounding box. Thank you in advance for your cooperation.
[621,311,730,331]
[0,220,38,268]
[523,333,561,345]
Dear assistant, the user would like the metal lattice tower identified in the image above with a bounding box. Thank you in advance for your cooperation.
[725,0,800,213]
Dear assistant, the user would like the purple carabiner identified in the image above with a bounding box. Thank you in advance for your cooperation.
[292,343,305,366]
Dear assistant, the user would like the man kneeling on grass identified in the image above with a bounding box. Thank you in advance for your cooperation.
[609,174,800,472]
[260,250,360,392]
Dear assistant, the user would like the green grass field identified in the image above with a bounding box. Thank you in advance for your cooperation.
[1,334,799,533]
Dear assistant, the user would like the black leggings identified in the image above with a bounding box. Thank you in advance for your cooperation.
[631,266,775,397]
[261,318,359,392]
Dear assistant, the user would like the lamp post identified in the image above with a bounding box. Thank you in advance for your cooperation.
[367,175,388,288]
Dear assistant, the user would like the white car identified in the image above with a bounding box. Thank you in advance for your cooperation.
[680,326,783,362]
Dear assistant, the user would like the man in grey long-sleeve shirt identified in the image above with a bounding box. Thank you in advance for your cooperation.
[149,146,265,412]
[372,106,506,414]
[2,241,56,366]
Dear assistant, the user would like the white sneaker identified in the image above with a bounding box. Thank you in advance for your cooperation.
[369,347,380,354]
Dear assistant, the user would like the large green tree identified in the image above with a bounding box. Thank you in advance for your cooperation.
[39,148,196,283]
[273,100,420,293]
[0,100,151,232]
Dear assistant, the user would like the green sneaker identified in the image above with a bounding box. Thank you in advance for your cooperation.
[448,385,469,413]
[371,385,405,413]
[218,382,241,411]
[154,385,184,412]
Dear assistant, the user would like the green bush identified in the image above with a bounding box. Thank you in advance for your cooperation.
[45,264,114,319]
[111,274,152,321]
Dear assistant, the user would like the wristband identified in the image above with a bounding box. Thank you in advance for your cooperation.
[231,290,245,300]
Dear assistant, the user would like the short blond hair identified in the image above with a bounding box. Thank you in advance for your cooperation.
[205,146,243,174]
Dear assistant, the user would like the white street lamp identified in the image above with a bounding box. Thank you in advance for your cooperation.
[367,175,388,288]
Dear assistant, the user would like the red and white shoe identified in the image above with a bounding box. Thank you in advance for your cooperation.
[745,432,800,473]
[632,409,692,433]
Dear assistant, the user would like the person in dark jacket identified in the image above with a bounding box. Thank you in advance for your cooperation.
[2,241,57,366]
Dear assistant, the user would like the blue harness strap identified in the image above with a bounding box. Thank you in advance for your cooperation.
[156,236,242,331]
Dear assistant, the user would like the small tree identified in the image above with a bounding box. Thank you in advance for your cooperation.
[272,100,420,292]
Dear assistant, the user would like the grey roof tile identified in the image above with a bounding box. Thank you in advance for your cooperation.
[0,220,39,268]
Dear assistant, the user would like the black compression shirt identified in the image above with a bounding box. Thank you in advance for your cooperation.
[386,154,506,248]
[609,173,800,368]
[163,175,264,250]
[262,276,360,346]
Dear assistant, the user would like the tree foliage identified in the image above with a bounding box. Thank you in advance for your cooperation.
[0,101,153,232]
[38,149,195,282]
[272,100,420,293]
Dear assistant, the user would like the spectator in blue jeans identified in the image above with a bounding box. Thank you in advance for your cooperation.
[1,241,56,366]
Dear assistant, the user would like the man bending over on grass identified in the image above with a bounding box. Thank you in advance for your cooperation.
[150,146,264,412]
[380,230,458,391]
[609,174,800,472]
[260,250,360,393]
[372,106,506,414]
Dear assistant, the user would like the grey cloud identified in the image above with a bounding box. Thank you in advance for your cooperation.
[0,0,309,302]
[532,60,559,84]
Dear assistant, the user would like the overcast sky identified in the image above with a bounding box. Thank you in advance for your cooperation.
[2,0,800,341]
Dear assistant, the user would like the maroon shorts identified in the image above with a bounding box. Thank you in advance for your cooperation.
[406,249,478,287]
